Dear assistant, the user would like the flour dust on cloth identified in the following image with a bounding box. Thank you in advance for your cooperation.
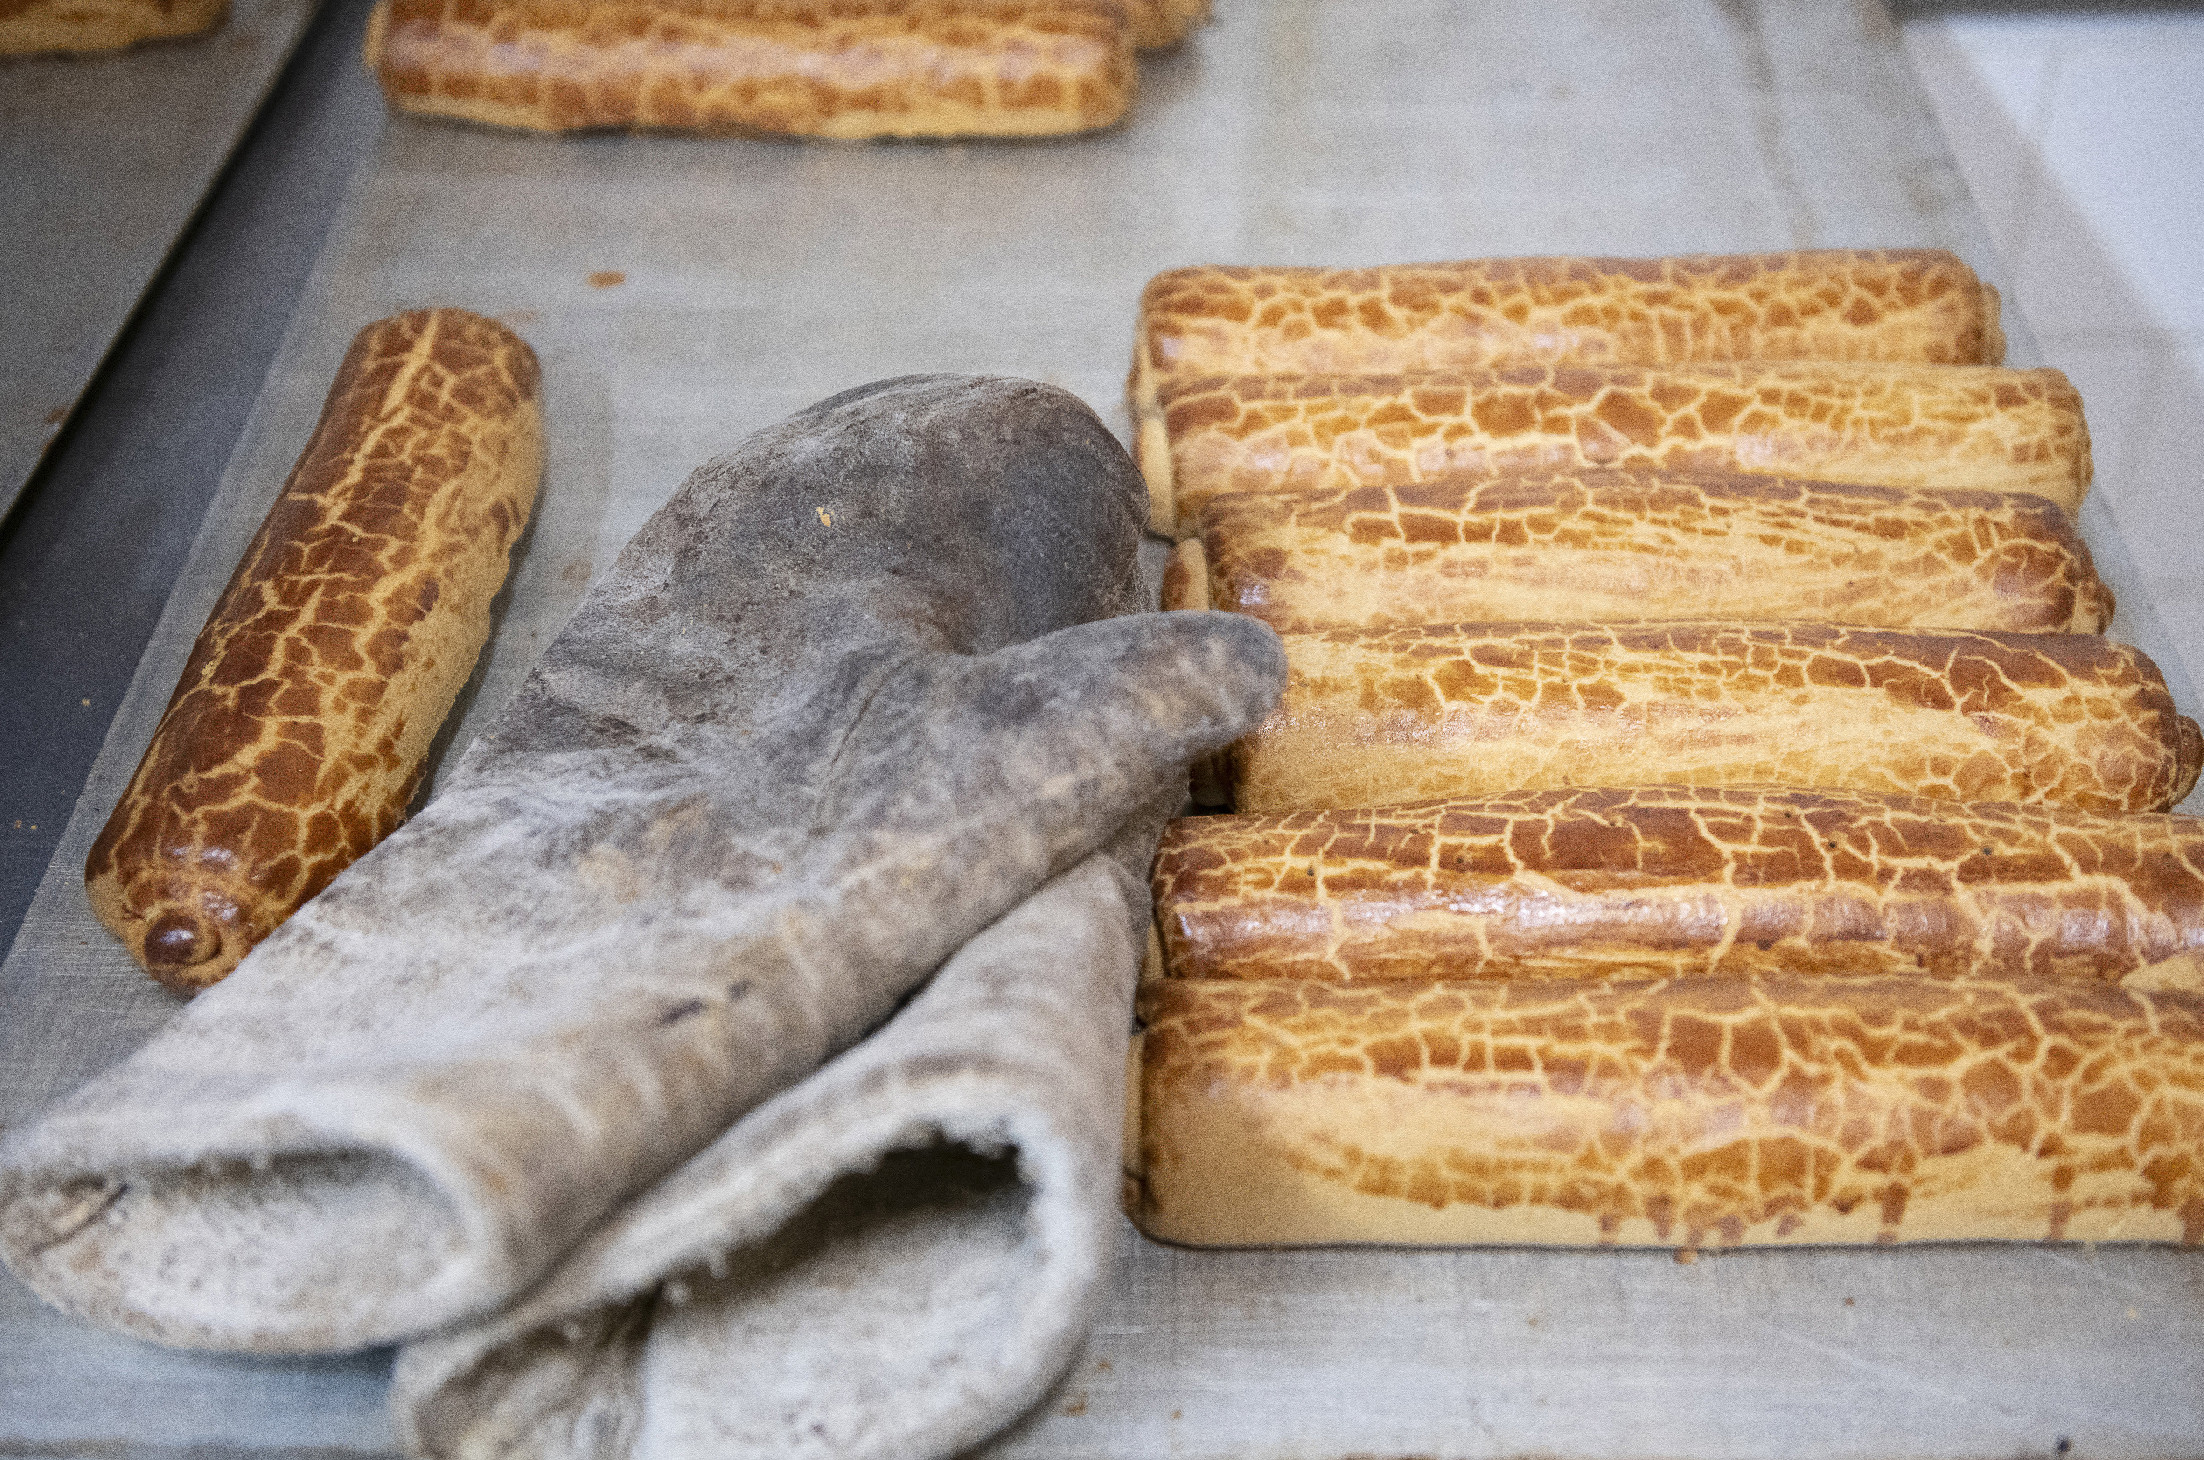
[395,847,1151,1460]
[0,375,1286,1353]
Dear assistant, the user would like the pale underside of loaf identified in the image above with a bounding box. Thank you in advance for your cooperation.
[0,0,224,52]
[1127,249,2008,429]
[1145,363,2091,537]
[1233,621,2203,817]
[1131,975,2204,1249]
[1196,471,2113,635]
[364,0,1139,138]
[1152,788,2204,989]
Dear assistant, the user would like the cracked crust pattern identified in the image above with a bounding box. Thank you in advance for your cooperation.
[1130,975,2204,1248]
[364,0,1139,138]
[0,0,222,51]
[1148,363,2090,537]
[1152,789,2204,990]
[84,309,543,994]
[1234,622,2204,816]
[1197,471,2112,635]
[1128,250,2007,428]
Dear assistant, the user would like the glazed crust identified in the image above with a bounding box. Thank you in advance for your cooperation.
[1148,363,2090,538]
[1198,471,2113,635]
[83,309,543,994]
[1153,788,2204,989]
[1128,250,2007,430]
[0,0,223,52]
[1131,975,2204,1248]
[364,0,1137,138]
[1233,622,2204,816]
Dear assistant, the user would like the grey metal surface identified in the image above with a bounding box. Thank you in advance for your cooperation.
[0,0,317,520]
[2,0,2201,1454]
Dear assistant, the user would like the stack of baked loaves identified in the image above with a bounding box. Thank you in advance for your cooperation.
[1128,249,2204,1251]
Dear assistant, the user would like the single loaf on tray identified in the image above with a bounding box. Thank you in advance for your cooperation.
[1232,622,2203,816]
[364,0,1140,138]
[1128,250,2007,428]
[1184,471,2112,634]
[1129,975,2204,1248]
[84,309,542,993]
[1152,788,2204,989]
[1146,363,2090,536]
[0,0,224,52]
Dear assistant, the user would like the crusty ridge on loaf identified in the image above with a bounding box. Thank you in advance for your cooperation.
[1234,621,2203,816]
[365,0,1139,138]
[1129,249,2007,430]
[1153,789,2204,989]
[1118,0,1204,48]
[1131,975,2204,1248]
[84,309,542,993]
[1196,471,2113,634]
[1147,362,2090,536]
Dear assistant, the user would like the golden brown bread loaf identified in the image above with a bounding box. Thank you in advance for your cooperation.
[1193,471,2113,635]
[1153,788,2204,989]
[84,309,543,994]
[0,0,223,52]
[1129,974,2204,1248]
[364,0,1139,138]
[1233,622,2203,816]
[1146,363,2091,537]
[1128,250,2007,431]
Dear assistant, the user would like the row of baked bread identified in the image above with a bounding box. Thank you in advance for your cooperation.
[1124,248,2204,1251]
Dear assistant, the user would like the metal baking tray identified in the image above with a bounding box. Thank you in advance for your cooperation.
[0,0,318,519]
[3,0,2200,1453]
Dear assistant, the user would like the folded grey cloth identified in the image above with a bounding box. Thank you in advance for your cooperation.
[393,842,1152,1460]
[0,375,1283,1353]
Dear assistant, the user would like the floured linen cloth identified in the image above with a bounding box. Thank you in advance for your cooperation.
[0,374,1284,1353]
[393,842,1153,1460]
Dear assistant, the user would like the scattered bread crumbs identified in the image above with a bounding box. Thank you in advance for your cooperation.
[816,507,833,526]
[588,270,626,288]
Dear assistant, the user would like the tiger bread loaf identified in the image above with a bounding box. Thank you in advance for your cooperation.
[1180,471,2112,634]
[364,0,1182,138]
[1145,362,2089,537]
[1232,622,2203,816]
[84,308,542,994]
[0,0,224,52]
[1153,788,2204,990]
[1129,974,2204,1248]
[1128,249,2007,431]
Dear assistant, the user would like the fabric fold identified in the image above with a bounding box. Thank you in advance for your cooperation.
[0,374,1286,1353]
[393,845,1150,1459]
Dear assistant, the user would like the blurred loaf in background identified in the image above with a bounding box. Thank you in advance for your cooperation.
[365,0,1206,138]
